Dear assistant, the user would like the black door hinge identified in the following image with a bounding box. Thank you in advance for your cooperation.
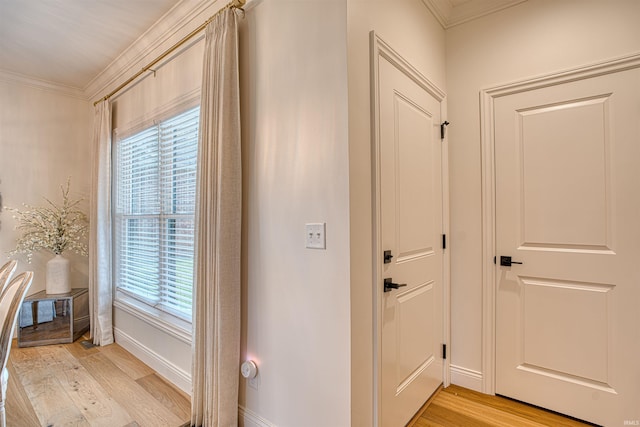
[442,344,447,360]
[442,234,446,250]
[440,121,450,140]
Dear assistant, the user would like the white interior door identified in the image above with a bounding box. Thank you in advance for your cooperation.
[372,35,445,427]
[494,63,640,426]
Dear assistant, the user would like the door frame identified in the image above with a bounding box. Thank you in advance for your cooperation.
[479,52,640,395]
[370,31,450,425]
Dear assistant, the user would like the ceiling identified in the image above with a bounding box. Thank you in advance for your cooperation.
[0,0,525,92]
[0,0,179,90]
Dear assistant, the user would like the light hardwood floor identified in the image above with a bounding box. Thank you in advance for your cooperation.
[6,340,595,427]
[6,338,190,427]
[409,384,595,427]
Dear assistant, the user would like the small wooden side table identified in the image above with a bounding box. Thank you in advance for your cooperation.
[17,288,90,347]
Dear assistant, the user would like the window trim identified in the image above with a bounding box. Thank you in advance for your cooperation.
[113,89,200,141]
[112,94,200,334]
[114,293,192,344]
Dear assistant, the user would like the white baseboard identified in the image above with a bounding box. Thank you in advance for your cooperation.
[113,327,192,395]
[239,405,277,427]
[450,364,483,392]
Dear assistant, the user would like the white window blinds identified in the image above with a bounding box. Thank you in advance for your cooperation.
[114,106,199,320]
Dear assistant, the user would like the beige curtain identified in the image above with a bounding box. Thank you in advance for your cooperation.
[191,7,241,426]
[89,100,114,346]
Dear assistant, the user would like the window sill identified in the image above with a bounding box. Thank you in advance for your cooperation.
[114,292,192,345]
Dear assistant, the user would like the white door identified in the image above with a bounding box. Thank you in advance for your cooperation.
[372,35,445,427]
[494,64,640,426]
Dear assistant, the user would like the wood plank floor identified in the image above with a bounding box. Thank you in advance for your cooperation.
[6,340,595,427]
[410,384,594,427]
[6,337,190,427]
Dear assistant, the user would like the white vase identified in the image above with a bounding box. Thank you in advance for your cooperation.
[46,254,71,294]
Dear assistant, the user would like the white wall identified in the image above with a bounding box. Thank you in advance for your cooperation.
[347,1,446,424]
[238,1,351,426]
[446,0,640,390]
[0,76,91,293]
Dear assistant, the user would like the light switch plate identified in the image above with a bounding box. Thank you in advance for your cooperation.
[305,223,326,249]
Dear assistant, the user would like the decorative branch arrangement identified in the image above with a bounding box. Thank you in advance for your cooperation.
[5,178,88,263]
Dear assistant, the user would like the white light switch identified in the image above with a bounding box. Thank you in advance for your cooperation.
[305,223,326,249]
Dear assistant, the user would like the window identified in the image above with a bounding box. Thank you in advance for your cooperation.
[114,106,199,321]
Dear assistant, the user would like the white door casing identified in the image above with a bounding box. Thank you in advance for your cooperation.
[482,54,640,426]
[371,32,448,427]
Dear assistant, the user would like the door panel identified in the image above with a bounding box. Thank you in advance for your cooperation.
[495,66,640,426]
[520,277,613,384]
[376,49,443,427]
[518,96,611,249]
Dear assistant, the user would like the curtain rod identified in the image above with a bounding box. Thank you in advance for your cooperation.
[93,0,245,106]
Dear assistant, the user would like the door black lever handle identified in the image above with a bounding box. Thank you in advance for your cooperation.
[500,256,523,267]
[384,278,407,292]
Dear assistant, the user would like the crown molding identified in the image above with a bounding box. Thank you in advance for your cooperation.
[83,0,228,102]
[422,0,451,29]
[0,68,87,100]
[422,0,527,29]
